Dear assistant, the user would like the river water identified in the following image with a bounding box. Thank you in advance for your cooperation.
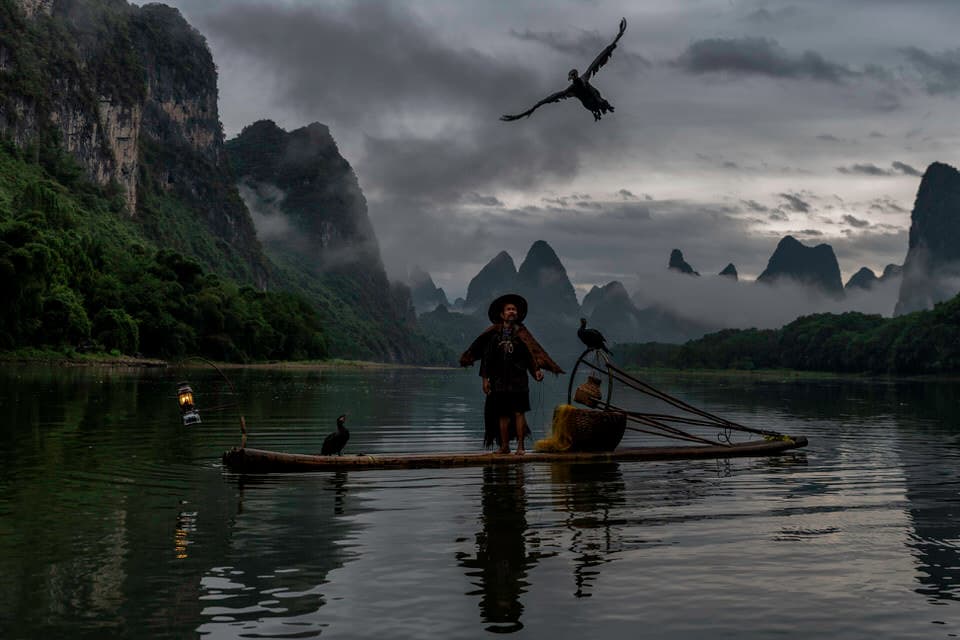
[1,364,960,639]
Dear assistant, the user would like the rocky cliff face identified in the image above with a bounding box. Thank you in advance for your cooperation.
[757,235,844,297]
[0,0,268,286]
[895,162,960,315]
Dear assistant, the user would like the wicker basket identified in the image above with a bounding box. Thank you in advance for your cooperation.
[535,404,626,453]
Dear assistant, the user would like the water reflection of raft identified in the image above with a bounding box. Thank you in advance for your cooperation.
[221,436,807,473]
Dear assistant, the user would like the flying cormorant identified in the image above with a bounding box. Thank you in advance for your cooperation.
[578,318,611,354]
[501,17,627,122]
[321,414,350,456]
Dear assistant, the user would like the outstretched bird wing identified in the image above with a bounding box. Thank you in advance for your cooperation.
[581,17,627,82]
[500,87,575,121]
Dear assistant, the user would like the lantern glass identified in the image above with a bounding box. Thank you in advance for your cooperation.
[177,384,194,409]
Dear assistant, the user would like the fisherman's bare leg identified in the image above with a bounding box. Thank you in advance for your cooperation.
[514,412,527,455]
[497,415,511,454]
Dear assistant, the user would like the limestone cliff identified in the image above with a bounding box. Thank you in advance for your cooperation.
[895,162,960,315]
[0,0,268,285]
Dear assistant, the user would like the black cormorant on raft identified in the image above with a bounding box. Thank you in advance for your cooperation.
[501,17,627,122]
[222,437,806,473]
[321,414,349,455]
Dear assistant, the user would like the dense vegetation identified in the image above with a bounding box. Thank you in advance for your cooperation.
[0,137,327,361]
[617,301,960,375]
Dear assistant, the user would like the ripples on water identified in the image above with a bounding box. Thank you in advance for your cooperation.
[2,367,960,638]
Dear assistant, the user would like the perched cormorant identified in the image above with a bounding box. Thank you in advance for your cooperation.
[501,17,627,122]
[578,318,611,354]
[321,414,350,456]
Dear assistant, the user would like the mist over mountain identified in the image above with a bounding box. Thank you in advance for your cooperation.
[409,265,449,314]
[226,119,446,362]
[895,162,960,315]
[585,281,713,345]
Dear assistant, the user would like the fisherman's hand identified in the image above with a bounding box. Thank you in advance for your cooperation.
[482,378,491,395]
[534,369,544,382]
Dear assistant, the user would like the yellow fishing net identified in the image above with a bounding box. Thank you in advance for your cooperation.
[534,404,579,452]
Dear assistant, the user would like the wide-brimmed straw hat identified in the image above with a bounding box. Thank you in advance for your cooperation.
[488,293,528,324]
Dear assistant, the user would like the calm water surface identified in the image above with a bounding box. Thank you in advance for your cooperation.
[2,364,960,638]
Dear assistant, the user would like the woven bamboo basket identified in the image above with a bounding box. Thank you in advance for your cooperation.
[534,404,627,453]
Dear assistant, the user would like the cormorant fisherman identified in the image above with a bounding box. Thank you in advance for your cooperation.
[321,414,350,456]
[578,318,611,354]
[501,17,627,122]
[460,294,564,454]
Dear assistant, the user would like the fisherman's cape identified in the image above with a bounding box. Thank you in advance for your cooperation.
[460,323,565,448]
[459,323,565,375]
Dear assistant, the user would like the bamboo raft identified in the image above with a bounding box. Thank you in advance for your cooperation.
[221,436,807,473]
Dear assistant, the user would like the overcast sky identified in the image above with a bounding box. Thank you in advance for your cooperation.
[160,0,960,308]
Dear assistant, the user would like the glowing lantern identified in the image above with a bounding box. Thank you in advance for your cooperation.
[177,382,202,426]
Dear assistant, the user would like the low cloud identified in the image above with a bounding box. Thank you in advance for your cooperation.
[843,214,870,228]
[673,37,855,83]
[838,163,891,176]
[631,268,902,333]
[462,192,504,207]
[509,26,650,71]
[779,193,812,213]
[837,161,923,177]
[891,161,922,176]
[901,46,960,95]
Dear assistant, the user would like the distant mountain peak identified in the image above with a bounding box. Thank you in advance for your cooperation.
[464,251,518,312]
[719,263,738,280]
[668,249,700,276]
[757,235,843,296]
[845,266,878,290]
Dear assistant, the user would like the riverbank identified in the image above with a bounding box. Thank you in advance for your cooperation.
[0,348,454,370]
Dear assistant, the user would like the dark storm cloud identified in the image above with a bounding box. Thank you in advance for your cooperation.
[779,193,811,213]
[891,161,922,176]
[509,27,650,70]
[843,214,870,228]
[837,161,922,177]
[817,134,843,142]
[618,189,637,200]
[869,197,908,215]
[462,192,504,207]
[201,2,634,211]
[741,199,770,213]
[201,2,533,125]
[673,37,854,83]
[901,47,960,94]
[838,163,891,176]
[744,6,801,24]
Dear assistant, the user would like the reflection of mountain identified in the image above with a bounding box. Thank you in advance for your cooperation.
[457,466,539,633]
